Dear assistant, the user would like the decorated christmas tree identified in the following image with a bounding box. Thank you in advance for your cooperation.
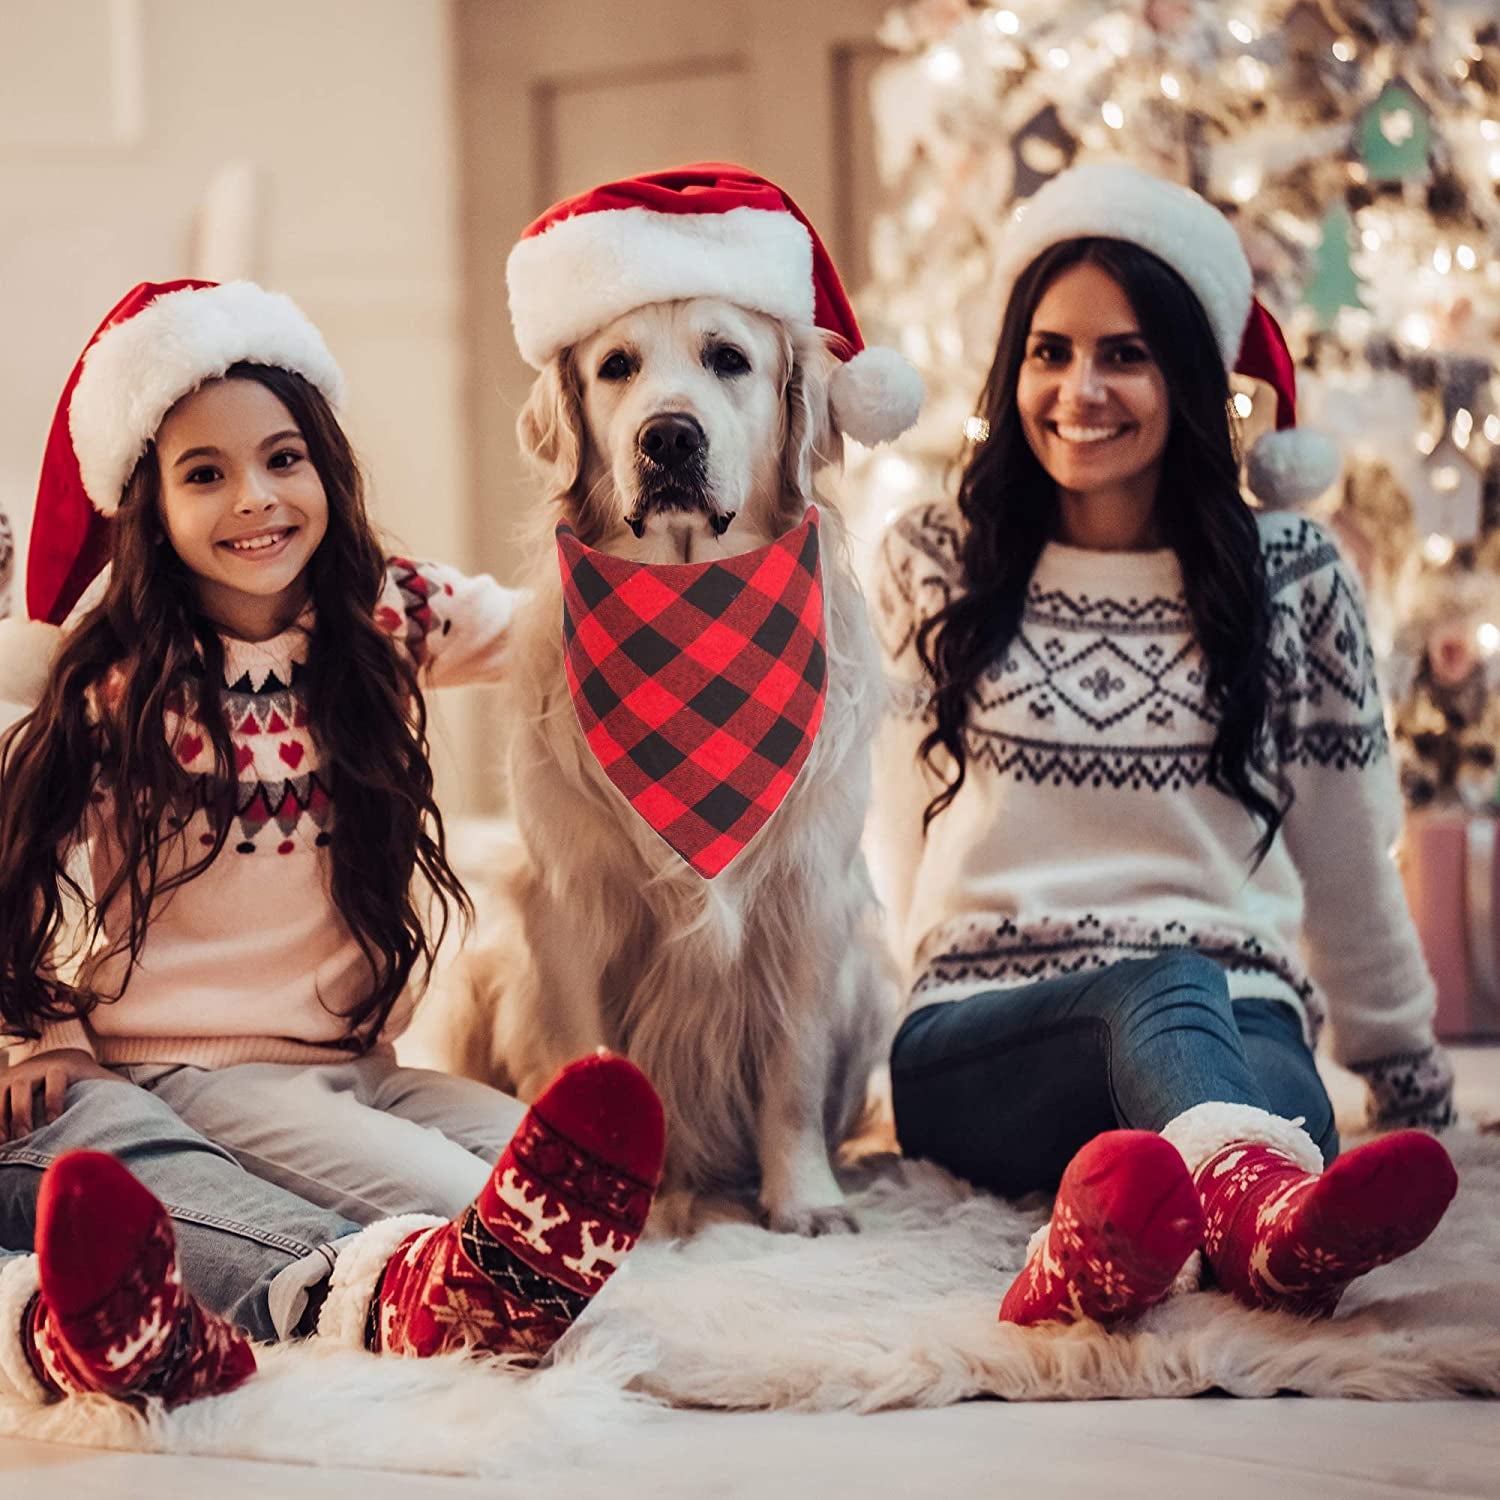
[855,0,1500,808]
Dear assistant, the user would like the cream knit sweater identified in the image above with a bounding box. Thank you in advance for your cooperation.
[870,500,1440,1083]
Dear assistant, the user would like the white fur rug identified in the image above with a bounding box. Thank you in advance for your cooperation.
[3,1128,1496,1478]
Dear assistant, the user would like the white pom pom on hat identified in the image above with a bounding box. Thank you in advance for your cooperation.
[994,160,1341,507]
[506,162,923,447]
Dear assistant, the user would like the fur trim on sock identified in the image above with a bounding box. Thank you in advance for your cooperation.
[1170,1250,1204,1298]
[1160,1102,1324,1177]
[0,1256,49,1405]
[315,1216,444,1352]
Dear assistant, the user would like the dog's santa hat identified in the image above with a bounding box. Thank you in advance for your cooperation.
[506,162,923,448]
[991,161,1340,507]
[0,278,344,706]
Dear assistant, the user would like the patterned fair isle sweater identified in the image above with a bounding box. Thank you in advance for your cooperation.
[7,559,517,1071]
[870,499,1441,1083]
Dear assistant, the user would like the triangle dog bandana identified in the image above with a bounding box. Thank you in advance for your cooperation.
[557,509,828,879]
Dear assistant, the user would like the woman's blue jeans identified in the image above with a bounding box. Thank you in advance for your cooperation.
[0,1078,358,1342]
[890,951,1338,1199]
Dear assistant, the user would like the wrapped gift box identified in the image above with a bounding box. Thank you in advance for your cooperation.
[1400,808,1500,1040]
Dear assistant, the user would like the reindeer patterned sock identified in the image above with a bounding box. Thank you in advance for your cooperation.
[372,1053,665,1360]
[28,1152,256,1407]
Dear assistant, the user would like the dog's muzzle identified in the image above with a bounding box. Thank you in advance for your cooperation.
[626,412,734,538]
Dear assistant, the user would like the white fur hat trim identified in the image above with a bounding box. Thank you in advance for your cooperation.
[507,206,815,369]
[69,282,346,516]
[992,161,1253,369]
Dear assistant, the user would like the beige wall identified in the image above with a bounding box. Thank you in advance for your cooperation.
[0,0,482,806]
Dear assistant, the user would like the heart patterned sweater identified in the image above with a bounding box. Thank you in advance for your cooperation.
[6,558,517,1070]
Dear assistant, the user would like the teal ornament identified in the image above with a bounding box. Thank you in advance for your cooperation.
[1357,78,1432,183]
[1303,203,1366,326]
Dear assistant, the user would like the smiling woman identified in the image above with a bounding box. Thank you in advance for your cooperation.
[870,161,1457,1337]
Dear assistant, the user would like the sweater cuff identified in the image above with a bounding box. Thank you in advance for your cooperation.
[1346,1045,1456,1132]
[2,1017,96,1068]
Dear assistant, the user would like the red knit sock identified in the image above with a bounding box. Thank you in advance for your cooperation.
[1194,1131,1458,1318]
[999,1130,1204,1329]
[373,1053,665,1359]
[28,1151,256,1407]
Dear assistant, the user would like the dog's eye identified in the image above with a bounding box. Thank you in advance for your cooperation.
[707,345,750,378]
[598,352,634,382]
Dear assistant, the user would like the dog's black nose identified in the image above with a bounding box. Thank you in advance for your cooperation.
[637,413,704,469]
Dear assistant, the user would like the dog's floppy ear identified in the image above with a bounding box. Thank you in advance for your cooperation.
[517,352,586,499]
[782,327,840,505]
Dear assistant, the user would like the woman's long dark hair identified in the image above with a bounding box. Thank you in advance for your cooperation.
[916,237,1292,858]
[0,362,471,1043]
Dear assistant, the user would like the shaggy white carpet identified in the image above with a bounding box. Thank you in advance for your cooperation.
[2,1128,1496,1479]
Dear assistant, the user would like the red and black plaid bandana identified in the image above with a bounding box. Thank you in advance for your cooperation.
[557,509,827,879]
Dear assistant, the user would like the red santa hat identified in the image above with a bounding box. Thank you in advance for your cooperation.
[991,160,1340,507]
[0,279,343,706]
[506,162,923,448]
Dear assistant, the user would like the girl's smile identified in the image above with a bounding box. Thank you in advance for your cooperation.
[217,524,300,559]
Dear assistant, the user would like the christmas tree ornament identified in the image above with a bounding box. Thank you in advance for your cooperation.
[1357,78,1434,183]
[1303,202,1367,326]
[1010,104,1078,200]
[1412,434,1484,543]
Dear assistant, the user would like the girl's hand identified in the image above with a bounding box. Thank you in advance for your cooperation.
[1,1049,122,1142]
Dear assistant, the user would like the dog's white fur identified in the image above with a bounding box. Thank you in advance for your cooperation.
[447,298,898,1234]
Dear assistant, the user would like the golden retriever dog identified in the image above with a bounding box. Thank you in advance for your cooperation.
[442,296,899,1234]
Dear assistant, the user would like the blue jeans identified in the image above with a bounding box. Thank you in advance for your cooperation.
[890,952,1338,1199]
[0,1079,359,1342]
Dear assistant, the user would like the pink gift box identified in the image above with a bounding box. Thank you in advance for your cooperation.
[1400,809,1500,1040]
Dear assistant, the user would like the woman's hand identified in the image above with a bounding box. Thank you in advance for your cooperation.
[1349,1045,1457,1132]
[1,1049,122,1142]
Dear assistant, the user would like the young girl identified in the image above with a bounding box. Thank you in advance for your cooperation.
[872,163,1458,1329]
[0,279,664,1405]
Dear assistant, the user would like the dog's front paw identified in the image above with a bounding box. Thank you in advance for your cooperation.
[764,1200,860,1237]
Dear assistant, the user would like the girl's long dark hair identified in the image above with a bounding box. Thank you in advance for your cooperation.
[916,237,1292,858]
[0,362,471,1043]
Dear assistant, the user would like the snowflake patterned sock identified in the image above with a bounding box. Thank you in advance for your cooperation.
[27,1151,256,1407]
[1194,1131,1457,1318]
[368,1053,665,1360]
[999,1130,1204,1329]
